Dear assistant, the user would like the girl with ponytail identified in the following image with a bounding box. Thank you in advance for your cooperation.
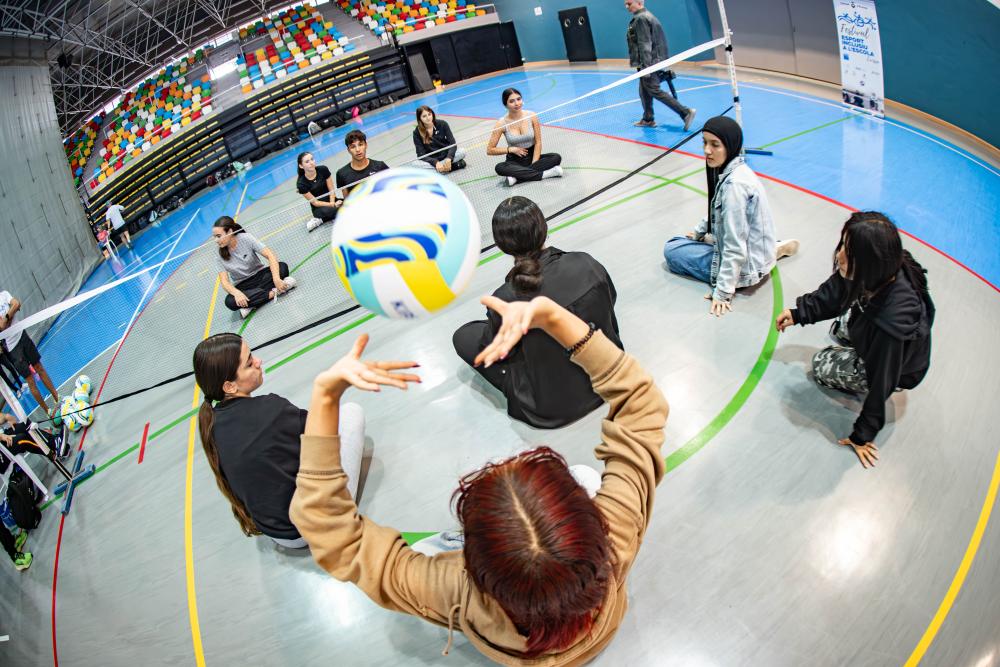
[193,333,365,547]
[452,196,622,428]
[776,211,935,468]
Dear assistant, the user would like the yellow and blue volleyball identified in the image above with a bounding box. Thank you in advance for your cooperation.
[331,168,479,319]
[76,403,95,427]
[61,397,82,432]
[75,374,92,396]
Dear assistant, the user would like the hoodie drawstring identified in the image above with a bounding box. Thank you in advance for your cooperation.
[442,603,461,656]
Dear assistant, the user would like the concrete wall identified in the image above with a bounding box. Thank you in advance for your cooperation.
[0,40,98,340]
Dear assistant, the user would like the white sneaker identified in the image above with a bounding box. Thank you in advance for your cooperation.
[776,239,800,260]
[542,165,564,179]
[239,307,251,318]
[306,217,323,232]
[683,108,698,132]
[281,276,297,292]
[505,176,517,187]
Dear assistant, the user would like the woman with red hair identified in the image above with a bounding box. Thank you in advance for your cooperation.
[291,295,669,663]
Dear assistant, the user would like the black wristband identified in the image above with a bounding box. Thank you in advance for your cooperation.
[567,322,597,356]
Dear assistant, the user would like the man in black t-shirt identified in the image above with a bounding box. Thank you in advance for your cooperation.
[335,129,389,199]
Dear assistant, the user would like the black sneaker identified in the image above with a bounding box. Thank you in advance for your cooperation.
[453,159,467,171]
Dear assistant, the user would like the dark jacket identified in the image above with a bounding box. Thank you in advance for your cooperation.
[791,269,935,445]
[412,119,458,166]
[488,247,622,428]
[627,8,668,69]
[213,393,308,539]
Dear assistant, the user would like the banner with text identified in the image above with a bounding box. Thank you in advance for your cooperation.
[834,0,884,117]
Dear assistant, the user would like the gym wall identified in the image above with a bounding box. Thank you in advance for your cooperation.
[705,0,1000,148]
[0,39,98,339]
[489,0,714,64]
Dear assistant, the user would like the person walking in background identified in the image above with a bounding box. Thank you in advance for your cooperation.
[626,0,696,131]
[105,202,132,250]
[0,290,60,416]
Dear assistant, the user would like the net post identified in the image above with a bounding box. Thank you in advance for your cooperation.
[716,0,773,157]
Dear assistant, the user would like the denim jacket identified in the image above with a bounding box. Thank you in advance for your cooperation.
[693,157,777,302]
[627,9,668,69]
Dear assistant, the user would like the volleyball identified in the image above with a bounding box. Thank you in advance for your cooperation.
[76,403,95,427]
[330,168,479,319]
[61,397,82,432]
[75,374,93,396]
[73,387,90,402]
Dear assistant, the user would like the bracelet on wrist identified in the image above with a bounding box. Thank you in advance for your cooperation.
[566,322,597,356]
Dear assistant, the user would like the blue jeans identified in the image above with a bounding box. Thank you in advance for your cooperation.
[663,236,712,284]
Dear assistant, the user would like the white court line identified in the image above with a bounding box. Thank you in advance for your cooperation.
[547,82,728,123]
[737,83,1000,178]
[436,74,552,108]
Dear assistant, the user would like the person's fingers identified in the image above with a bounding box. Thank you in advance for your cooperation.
[350,333,370,359]
[868,446,880,460]
[345,370,380,391]
[372,360,420,371]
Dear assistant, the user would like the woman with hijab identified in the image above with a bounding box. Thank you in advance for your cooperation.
[663,116,799,316]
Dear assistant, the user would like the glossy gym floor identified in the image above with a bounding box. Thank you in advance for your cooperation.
[1,62,998,666]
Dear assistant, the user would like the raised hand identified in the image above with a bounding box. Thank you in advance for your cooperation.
[314,334,421,396]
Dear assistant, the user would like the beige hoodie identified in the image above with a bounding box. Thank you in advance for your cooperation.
[291,331,669,665]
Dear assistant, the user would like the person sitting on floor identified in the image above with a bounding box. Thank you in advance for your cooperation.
[336,130,389,199]
[453,196,622,428]
[212,216,297,319]
[296,151,341,233]
[412,105,467,174]
[663,115,799,317]
[487,88,563,187]
[193,332,366,549]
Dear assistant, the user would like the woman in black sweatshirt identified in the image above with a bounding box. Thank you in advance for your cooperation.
[453,196,622,428]
[776,211,934,468]
[412,105,466,173]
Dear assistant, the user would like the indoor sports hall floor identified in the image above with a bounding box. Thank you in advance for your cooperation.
[1,63,998,666]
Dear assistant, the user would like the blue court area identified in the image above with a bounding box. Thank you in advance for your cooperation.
[32,67,999,413]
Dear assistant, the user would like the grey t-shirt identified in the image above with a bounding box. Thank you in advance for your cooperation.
[218,232,267,283]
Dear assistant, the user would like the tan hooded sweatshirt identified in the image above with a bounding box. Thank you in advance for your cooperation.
[290,331,669,665]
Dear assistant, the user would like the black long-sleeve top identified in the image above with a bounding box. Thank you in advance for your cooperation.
[412,119,458,166]
[213,393,308,539]
[487,247,623,428]
[790,269,935,445]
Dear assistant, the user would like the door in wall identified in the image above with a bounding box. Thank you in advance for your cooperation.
[558,7,597,62]
[499,21,523,69]
[708,0,840,84]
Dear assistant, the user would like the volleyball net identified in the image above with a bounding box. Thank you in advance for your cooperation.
[2,36,737,427]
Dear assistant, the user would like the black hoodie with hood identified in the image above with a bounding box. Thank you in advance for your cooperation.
[790,268,935,445]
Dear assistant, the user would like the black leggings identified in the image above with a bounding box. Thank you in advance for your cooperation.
[1,523,15,561]
[224,262,290,310]
[452,321,506,392]
[311,204,338,222]
[495,150,561,183]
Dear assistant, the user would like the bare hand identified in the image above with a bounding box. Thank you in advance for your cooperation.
[234,291,249,308]
[474,296,556,368]
[685,231,697,240]
[705,293,732,317]
[0,433,12,446]
[776,308,794,332]
[334,199,344,208]
[314,334,420,396]
[435,161,447,173]
[838,438,879,468]
[510,147,529,158]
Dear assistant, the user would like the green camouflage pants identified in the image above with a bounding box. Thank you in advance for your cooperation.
[812,310,868,394]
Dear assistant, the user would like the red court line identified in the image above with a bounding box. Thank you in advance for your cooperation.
[137,422,150,464]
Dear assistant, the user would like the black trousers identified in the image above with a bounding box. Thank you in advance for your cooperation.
[224,262,290,310]
[452,321,506,390]
[311,204,338,222]
[1,523,15,561]
[495,151,561,182]
[639,73,688,121]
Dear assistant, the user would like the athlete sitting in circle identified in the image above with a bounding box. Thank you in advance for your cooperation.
[193,333,365,549]
[663,115,799,317]
[296,151,341,233]
[212,216,297,319]
[453,196,622,428]
[487,88,563,187]
[776,211,934,468]
[291,295,668,663]
[412,105,467,173]
[336,129,389,199]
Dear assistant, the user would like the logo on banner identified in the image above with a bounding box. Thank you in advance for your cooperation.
[834,0,885,117]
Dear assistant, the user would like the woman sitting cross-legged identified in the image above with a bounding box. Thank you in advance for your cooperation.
[193,332,365,548]
[291,295,669,663]
[213,216,297,319]
[412,105,467,173]
[453,196,622,428]
[776,211,934,469]
[663,115,799,317]
[487,88,563,187]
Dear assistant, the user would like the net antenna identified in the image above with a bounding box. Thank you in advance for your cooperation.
[716,0,773,157]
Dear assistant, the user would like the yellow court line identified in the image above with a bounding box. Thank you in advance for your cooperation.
[184,275,221,667]
[234,182,250,218]
[905,447,1000,666]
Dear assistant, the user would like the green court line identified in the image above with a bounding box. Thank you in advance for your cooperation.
[38,157,779,521]
[237,241,332,334]
[759,115,852,149]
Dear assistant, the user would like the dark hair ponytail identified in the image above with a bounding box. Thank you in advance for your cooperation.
[193,333,261,537]
[837,211,929,307]
[213,215,244,261]
[492,196,547,295]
